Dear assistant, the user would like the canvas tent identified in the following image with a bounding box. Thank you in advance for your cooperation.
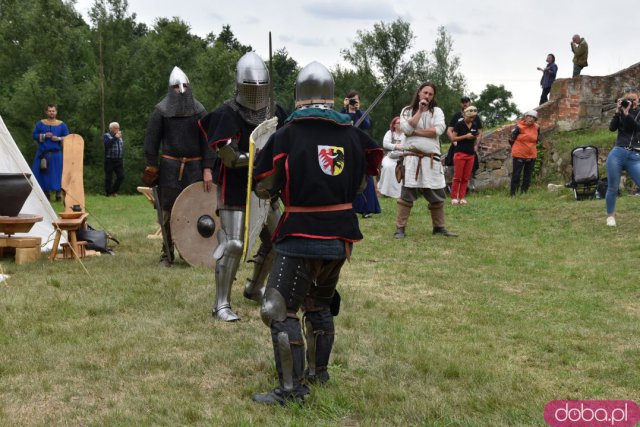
[0,114,63,251]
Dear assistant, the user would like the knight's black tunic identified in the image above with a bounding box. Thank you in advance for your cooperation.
[143,93,212,210]
[254,108,383,243]
[199,104,287,207]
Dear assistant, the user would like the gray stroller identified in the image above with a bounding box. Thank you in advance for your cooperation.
[568,146,599,200]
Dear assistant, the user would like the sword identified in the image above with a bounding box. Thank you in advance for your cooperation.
[152,186,172,260]
[354,62,412,128]
[268,31,275,119]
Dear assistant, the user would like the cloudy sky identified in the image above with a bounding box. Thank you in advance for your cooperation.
[74,0,637,113]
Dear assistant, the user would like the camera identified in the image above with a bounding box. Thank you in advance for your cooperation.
[621,98,631,109]
[348,98,357,106]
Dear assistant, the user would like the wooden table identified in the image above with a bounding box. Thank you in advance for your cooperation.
[0,214,43,264]
[50,213,88,260]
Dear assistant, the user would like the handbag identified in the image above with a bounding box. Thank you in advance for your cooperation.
[395,157,405,183]
[39,155,48,172]
[76,224,120,253]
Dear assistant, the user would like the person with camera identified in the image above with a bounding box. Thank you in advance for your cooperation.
[103,122,125,197]
[450,106,481,205]
[341,90,380,218]
[537,53,558,105]
[394,82,457,238]
[604,89,640,227]
[509,110,541,197]
[570,34,588,77]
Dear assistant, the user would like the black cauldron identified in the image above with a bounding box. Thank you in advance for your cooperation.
[0,173,33,216]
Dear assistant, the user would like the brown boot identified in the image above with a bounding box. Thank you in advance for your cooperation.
[429,202,458,237]
[395,200,412,238]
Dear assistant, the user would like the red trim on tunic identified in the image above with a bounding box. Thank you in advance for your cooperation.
[255,152,288,180]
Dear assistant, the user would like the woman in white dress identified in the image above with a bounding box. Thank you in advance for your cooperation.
[377,116,404,198]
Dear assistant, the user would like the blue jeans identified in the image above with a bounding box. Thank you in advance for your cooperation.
[605,146,640,214]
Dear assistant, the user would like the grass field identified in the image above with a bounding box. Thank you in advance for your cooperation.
[1,186,639,426]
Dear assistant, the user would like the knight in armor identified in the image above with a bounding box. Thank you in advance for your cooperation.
[142,66,214,266]
[199,52,288,322]
[251,62,383,405]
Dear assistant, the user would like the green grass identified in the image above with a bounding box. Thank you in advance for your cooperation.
[1,188,639,426]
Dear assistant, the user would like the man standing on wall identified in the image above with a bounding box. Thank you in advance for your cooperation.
[570,34,588,77]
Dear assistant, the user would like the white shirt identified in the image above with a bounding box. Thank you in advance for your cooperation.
[399,106,446,189]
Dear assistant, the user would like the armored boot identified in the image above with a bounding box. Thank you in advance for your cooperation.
[244,202,280,302]
[429,202,458,237]
[252,318,309,405]
[243,242,274,303]
[303,310,334,385]
[212,209,244,322]
[394,200,412,239]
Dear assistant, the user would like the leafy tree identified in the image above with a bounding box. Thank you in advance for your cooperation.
[270,48,299,113]
[472,84,520,128]
[340,19,418,137]
[419,26,467,125]
[0,0,93,162]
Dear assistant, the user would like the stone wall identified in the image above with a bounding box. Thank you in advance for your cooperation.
[473,62,640,190]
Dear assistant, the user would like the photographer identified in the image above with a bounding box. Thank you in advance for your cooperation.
[450,106,480,205]
[509,110,540,197]
[341,90,380,218]
[604,88,640,227]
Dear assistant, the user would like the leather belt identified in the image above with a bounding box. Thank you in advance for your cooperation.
[284,203,353,213]
[161,154,203,180]
[404,152,441,180]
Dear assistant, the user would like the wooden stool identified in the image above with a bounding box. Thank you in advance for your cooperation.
[61,241,87,259]
[0,236,42,264]
[50,213,88,260]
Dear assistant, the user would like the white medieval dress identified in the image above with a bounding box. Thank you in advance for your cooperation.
[377,130,405,198]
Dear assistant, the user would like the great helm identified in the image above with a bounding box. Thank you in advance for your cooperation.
[169,66,190,94]
[295,61,334,110]
[235,52,270,111]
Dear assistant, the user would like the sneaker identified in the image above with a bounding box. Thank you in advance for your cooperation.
[459,199,468,205]
[606,216,616,227]
[451,199,459,205]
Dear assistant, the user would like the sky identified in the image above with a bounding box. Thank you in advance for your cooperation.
[74,0,638,113]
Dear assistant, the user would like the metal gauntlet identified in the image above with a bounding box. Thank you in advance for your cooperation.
[217,139,249,168]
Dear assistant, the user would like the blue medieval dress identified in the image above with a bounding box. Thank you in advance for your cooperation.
[32,119,69,192]
[340,108,381,216]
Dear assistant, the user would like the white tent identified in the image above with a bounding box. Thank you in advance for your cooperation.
[0,114,63,251]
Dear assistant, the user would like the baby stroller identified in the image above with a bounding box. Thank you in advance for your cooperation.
[567,146,599,200]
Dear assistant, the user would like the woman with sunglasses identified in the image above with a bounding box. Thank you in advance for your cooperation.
[450,105,480,205]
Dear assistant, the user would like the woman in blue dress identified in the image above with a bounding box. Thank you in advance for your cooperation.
[341,90,381,218]
[32,104,68,201]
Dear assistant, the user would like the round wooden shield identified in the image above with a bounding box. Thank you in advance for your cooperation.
[170,182,219,268]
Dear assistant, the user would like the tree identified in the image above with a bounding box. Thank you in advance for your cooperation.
[270,48,299,113]
[420,26,467,125]
[340,19,417,133]
[472,84,520,128]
